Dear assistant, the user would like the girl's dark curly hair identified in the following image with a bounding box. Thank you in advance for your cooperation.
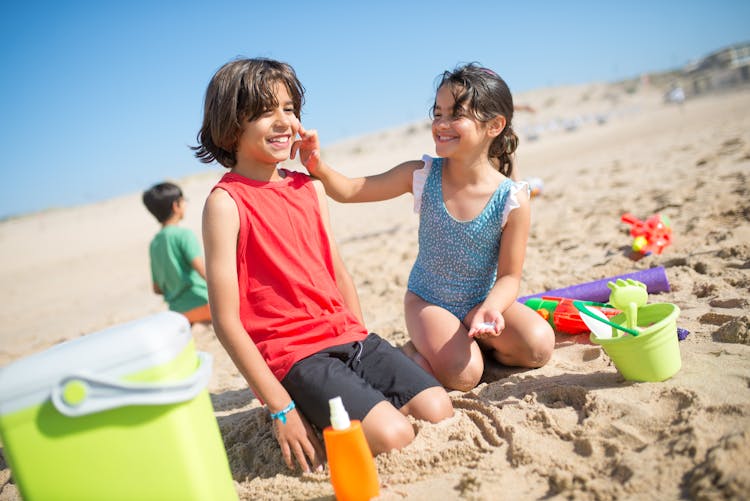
[433,63,517,176]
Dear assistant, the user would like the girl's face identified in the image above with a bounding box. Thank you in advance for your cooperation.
[235,82,300,169]
[431,85,489,158]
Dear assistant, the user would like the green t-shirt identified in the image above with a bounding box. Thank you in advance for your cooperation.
[149,225,208,313]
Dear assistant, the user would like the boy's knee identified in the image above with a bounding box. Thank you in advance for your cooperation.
[370,418,415,455]
[408,386,454,422]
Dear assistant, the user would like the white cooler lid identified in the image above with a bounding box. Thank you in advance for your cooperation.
[0,312,192,415]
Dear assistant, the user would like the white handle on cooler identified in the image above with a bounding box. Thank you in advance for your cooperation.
[51,351,213,417]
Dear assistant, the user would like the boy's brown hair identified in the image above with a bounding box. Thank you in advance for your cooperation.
[192,57,305,168]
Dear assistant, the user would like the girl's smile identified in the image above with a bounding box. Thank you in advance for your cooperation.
[435,133,459,144]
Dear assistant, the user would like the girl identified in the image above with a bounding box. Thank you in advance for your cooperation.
[294,63,554,391]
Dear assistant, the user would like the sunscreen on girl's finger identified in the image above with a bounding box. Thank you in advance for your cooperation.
[323,397,380,501]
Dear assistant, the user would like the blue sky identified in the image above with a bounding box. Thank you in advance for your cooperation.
[1,1,748,219]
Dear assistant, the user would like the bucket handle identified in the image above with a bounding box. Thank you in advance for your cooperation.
[573,301,640,336]
[51,351,213,417]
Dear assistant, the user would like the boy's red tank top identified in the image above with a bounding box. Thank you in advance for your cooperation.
[213,170,367,381]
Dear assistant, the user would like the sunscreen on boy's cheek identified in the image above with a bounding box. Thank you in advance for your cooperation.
[323,397,380,501]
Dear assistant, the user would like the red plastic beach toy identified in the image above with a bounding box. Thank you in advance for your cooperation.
[621,213,672,256]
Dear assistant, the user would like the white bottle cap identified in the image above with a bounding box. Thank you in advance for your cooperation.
[329,396,351,430]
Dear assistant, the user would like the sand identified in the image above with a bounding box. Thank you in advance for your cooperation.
[1,81,749,500]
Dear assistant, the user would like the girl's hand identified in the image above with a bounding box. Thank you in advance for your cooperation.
[290,123,322,174]
[468,310,505,340]
[272,408,325,473]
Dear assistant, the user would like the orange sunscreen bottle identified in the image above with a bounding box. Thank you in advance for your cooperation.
[323,396,380,501]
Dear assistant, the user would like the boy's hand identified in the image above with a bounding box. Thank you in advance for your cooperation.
[290,123,322,175]
[272,408,325,473]
[467,310,505,340]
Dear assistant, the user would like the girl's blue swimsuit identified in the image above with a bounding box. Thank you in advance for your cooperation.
[407,156,525,321]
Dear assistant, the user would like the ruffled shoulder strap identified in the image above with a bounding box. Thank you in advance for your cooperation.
[412,155,434,214]
[501,180,530,227]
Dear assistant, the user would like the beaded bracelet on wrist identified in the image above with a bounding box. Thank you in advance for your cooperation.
[269,400,296,425]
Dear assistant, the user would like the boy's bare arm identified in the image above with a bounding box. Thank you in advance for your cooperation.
[203,190,288,406]
[203,189,324,472]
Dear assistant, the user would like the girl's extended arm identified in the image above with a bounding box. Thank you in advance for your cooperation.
[467,189,531,337]
[312,180,364,323]
[313,159,418,203]
[202,189,324,473]
[292,124,418,203]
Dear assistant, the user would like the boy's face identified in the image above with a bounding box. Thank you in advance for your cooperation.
[235,82,300,169]
[172,197,186,221]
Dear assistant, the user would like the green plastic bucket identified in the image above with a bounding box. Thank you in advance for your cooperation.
[590,303,681,382]
[0,312,237,501]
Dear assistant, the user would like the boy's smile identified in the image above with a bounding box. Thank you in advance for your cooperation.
[267,134,293,148]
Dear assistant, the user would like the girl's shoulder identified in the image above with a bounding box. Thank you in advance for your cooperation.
[399,157,431,172]
[416,155,441,169]
[380,158,426,185]
[506,179,530,201]
[500,179,530,227]
[412,155,438,213]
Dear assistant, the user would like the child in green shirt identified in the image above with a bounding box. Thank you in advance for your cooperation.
[143,182,210,324]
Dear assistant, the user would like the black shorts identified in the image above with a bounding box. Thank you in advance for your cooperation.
[281,333,440,430]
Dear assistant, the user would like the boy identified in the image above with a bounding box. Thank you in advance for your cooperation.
[195,58,453,473]
[143,182,211,324]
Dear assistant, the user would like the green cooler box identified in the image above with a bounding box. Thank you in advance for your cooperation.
[0,312,237,500]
